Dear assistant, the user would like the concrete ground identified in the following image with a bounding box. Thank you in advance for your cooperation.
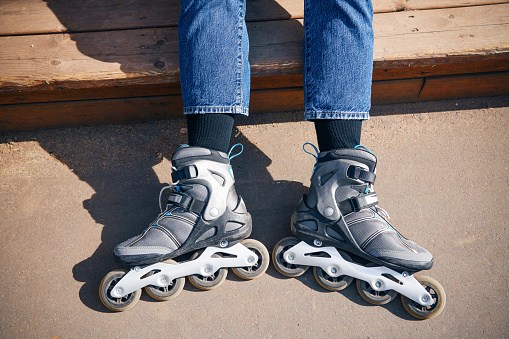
[0,96,508,338]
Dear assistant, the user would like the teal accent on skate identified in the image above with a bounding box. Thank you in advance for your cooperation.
[303,142,319,160]
[355,144,374,155]
[228,143,244,164]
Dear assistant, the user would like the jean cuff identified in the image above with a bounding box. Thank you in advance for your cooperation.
[183,106,249,116]
[305,111,370,120]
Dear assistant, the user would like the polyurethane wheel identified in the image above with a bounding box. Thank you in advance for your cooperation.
[401,275,446,320]
[272,237,309,278]
[188,252,228,290]
[144,259,185,301]
[99,269,142,312]
[313,251,354,291]
[356,278,398,305]
[232,239,270,280]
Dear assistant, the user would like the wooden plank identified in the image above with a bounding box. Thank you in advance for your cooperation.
[0,95,183,132]
[0,73,504,132]
[1,0,507,36]
[372,55,509,81]
[371,0,509,13]
[371,78,424,104]
[250,88,304,113]
[0,27,181,84]
[0,77,426,131]
[373,4,509,61]
[418,71,509,100]
[0,4,507,105]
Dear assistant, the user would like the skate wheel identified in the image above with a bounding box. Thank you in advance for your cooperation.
[356,270,398,306]
[99,269,141,312]
[313,251,354,291]
[401,275,446,320]
[188,253,228,290]
[144,259,185,301]
[272,237,309,278]
[232,239,270,280]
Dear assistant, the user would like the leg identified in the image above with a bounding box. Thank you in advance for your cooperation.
[114,0,253,265]
[179,0,250,152]
[293,0,433,271]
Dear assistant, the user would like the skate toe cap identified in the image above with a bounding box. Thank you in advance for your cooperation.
[113,234,173,265]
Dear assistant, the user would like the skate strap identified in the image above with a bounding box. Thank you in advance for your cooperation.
[338,193,378,215]
[171,165,198,182]
[347,166,376,184]
[168,192,205,214]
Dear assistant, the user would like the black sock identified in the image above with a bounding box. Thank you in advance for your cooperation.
[186,114,234,153]
[313,119,363,152]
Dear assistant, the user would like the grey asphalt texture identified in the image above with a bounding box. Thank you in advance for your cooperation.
[0,96,508,338]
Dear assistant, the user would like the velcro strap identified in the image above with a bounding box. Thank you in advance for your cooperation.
[347,166,376,184]
[167,192,205,214]
[338,193,378,215]
[171,165,198,182]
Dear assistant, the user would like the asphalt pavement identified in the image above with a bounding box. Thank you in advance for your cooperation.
[0,96,507,338]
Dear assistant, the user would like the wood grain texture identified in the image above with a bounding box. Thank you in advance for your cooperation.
[0,95,184,132]
[2,0,507,35]
[0,78,428,131]
[418,71,509,100]
[1,5,507,94]
[371,78,424,104]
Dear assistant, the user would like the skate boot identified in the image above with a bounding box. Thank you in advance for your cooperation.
[100,145,269,311]
[272,145,445,319]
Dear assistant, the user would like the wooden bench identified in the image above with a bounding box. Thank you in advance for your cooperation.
[0,0,508,131]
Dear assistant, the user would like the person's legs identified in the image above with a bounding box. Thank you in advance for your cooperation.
[292,0,434,272]
[304,0,372,151]
[179,0,250,152]
[113,0,253,265]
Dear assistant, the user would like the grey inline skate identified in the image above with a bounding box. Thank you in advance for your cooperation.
[100,145,269,311]
[272,145,445,319]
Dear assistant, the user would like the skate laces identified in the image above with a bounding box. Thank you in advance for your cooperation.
[303,143,319,175]
[228,143,244,164]
[354,144,374,154]
[158,171,180,213]
[303,142,319,160]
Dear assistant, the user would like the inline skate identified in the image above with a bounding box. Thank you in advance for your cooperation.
[100,145,269,311]
[272,145,446,319]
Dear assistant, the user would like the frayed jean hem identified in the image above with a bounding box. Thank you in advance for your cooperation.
[305,111,370,120]
[183,106,249,116]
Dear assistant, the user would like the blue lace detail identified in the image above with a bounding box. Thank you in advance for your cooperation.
[228,143,244,164]
[354,144,373,155]
[303,142,319,160]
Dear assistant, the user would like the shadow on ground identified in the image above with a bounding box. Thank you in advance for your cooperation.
[0,109,433,319]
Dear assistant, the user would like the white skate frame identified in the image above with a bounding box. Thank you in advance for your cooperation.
[110,243,258,298]
[283,241,434,306]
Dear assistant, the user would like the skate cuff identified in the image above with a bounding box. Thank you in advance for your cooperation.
[171,165,198,182]
[347,166,376,184]
[168,192,205,214]
[338,193,378,215]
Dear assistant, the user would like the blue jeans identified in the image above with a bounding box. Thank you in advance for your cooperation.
[179,0,373,120]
